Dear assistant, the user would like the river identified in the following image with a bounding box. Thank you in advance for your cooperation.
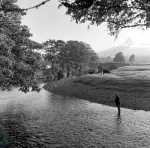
[0,85,150,148]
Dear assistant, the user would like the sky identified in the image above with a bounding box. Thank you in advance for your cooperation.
[17,0,150,55]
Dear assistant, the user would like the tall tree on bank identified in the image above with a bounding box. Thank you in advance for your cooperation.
[56,40,66,70]
[0,0,42,92]
[63,41,95,71]
[62,41,85,71]
[88,49,99,64]
[113,52,125,63]
[43,40,59,73]
[129,54,135,64]
[42,39,98,73]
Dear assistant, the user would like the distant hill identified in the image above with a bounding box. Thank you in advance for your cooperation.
[97,47,150,57]
[97,47,150,63]
[132,55,150,63]
[123,55,150,63]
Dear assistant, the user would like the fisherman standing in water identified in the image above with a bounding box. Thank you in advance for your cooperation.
[115,93,121,115]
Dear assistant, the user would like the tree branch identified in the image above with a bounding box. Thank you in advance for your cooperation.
[0,0,51,12]
[106,20,146,28]
[22,0,51,11]
[121,23,146,28]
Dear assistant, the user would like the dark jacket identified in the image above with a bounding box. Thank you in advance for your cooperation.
[115,96,120,105]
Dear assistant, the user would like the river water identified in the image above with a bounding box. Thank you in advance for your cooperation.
[0,86,150,148]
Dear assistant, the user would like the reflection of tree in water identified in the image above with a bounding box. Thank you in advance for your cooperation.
[0,131,8,148]
[0,113,9,148]
[0,106,44,148]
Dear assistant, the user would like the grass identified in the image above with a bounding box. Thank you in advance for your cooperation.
[43,65,150,111]
[99,62,130,69]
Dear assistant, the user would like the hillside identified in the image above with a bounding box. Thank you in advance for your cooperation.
[97,47,150,63]
[98,47,150,57]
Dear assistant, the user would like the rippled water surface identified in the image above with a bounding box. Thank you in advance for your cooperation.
[0,86,150,148]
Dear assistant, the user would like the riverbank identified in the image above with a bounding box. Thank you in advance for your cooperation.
[43,71,150,111]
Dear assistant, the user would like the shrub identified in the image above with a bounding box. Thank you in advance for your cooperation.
[97,65,103,72]
[108,65,117,70]
[87,68,96,74]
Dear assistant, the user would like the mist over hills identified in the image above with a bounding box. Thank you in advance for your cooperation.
[97,47,150,63]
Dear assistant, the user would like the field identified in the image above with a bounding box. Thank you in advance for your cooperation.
[99,62,130,69]
[44,65,150,111]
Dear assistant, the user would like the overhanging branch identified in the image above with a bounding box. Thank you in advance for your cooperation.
[22,0,51,11]
[107,20,146,28]
[121,23,146,28]
[0,0,51,12]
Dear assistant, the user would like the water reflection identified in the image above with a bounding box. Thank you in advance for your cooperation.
[116,114,122,124]
[0,88,150,147]
[114,114,123,136]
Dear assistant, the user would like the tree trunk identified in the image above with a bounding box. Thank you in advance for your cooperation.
[51,60,54,73]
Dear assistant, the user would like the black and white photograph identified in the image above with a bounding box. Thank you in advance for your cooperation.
[0,0,150,147]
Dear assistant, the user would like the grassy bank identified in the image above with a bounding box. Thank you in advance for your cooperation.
[43,66,150,111]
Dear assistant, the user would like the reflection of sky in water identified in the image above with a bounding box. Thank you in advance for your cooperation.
[0,88,150,147]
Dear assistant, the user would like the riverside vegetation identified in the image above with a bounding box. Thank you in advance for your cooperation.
[44,65,150,111]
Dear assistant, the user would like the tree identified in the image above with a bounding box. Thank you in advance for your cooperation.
[106,56,112,63]
[63,41,85,71]
[63,41,95,71]
[56,40,66,70]
[43,40,59,73]
[42,39,98,73]
[59,0,150,38]
[113,52,125,63]
[0,0,150,37]
[88,49,99,63]
[0,0,43,92]
[129,54,135,64]
[3,0,150,38]
[4,0,150,37]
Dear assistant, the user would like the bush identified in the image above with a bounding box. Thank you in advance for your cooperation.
[97,65,103,72]
[108,65,117,70]
[87,68,96,74]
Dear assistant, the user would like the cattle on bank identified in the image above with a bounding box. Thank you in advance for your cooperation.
[102,69,110,74]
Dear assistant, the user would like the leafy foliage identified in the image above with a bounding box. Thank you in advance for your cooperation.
[59,0,150,37]
[113,52,125,63]
[129,54,135,63]
[0,0,51,12]
[2,0,150,38]
[43,39,64,72]
[108,65,117,70]
[0,0,42,92]
[42,39,99,73]
[60,40,99,71]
